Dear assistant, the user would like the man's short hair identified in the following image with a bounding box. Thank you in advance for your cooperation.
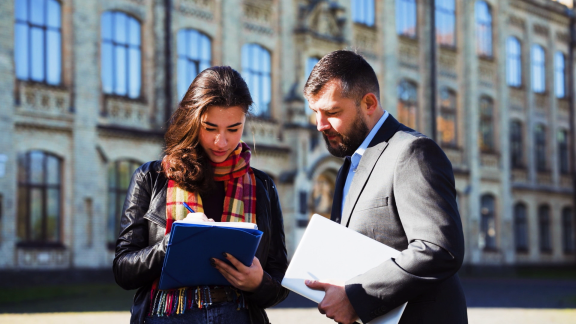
[303,50,380,104]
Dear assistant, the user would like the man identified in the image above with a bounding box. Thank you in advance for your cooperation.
[304,50,467,324]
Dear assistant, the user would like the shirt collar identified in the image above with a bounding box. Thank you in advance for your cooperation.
[350,110,389,170]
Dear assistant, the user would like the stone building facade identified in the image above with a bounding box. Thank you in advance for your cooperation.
[0,0,574,270]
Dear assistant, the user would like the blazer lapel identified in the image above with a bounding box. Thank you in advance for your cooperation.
[341,115,402,227]
[330,156,350,223]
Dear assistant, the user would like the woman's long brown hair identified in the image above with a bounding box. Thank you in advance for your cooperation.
[162,66,253,192]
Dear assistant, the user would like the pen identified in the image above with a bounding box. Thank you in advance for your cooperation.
[182,202,195,213]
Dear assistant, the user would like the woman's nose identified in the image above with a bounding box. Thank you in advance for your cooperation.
[214,133,227,148]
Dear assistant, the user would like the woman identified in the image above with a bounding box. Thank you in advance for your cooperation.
[113,66,289,324]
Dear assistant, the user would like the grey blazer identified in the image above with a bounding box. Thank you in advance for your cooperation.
[331,115,468,324]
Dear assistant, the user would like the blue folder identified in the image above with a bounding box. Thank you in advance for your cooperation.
[158,222,263,290]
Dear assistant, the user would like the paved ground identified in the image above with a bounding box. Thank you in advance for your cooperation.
[0,277,575,323]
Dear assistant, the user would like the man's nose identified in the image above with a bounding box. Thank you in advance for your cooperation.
[316,114,331,132]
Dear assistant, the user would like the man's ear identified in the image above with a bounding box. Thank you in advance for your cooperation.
[362,93,379,116]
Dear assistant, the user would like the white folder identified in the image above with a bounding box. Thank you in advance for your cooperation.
[281,214,407,324]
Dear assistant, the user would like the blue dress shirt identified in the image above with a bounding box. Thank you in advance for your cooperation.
[341,110,389,217]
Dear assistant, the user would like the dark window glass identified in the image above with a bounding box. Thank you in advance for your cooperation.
[15,0,62,85]
[514,203,528,252]
[532,45,546,93]
[507,37,522,87]
[17,151,62,244]
[397,80,418,129]
[535,124,547,172]
[107,160,141,245]
[562,207,574,253]
[479,97,494,152]
[481,195,497,250]
[437,88,457,147]
[396,0,417,38]
[177,29,212,100]
[555,52,566,98]
[538,205,551,252]
[510,120,523,168]
[242,44,271,118]
[353,0,375,26]
[435,0,455,46]
[558,129,569,174]
[305,57,321,123]
[101,11,141,99]
[475,1,492,57]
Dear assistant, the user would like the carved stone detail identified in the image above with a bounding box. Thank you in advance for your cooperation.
[556,31,570,44]
[481,153,499,169]
[398,38,419,67]
[296,0,346,42]
[439,49,457,71]
[17,82,71,117]
[512,169,528,183]
[560,175,572,188]
[353,24,377,55]
[245,118,281,147]
[509,88,526,111]
[533,24,549,37]
[509,15,525,29]
[534,93,548,112]
[537,172,552,185]
[102,96,150,128]
[478,59,496,82]
[244,0,272,24]
[444,148,464,168]
[177,0,214,20]
[17,249,70,269]
[558,99,569,117]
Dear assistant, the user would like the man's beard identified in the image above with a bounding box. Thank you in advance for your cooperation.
[322,113,369,158]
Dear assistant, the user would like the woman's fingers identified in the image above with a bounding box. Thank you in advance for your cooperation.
[184,213,209,222]
[212,254,262,291]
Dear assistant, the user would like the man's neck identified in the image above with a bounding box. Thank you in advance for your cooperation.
[365,107,384,134]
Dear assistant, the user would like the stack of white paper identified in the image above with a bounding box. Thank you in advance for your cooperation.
[281,214,407,324]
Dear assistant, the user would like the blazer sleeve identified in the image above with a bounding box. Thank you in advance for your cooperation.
[113,167,170,290]
[345,137,465,323]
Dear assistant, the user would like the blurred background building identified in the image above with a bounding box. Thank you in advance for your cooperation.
[0,0,575,271]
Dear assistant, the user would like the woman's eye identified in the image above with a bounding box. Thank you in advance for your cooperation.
[205,128,216,132]
[228,129,239,133]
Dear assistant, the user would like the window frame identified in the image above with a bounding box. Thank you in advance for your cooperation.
[506,36,522,87]
[177,29,212,100]
[514,203,529,252]
[535,124,547,172]
[396,0,417,38]
[562,207,574,254]
[555,51,566,99]
[538,205,552,253]
[17,150,63,247]
[480,194,497,251]
[531,44,546,94]
[510,120,524,169]
[558,129,569,174]
[437,87,458,148]
[479,96,495,152]
[397,80,418,130]
[352,0,375,27]
[435,0,456,48]
[242,43,272,118]
[101,10,142,99]
[15,0,63,85]
[107,159,141,248]
[475,1,493,58]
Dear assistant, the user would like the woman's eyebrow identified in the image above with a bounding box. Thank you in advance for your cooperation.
[202,121,243,127]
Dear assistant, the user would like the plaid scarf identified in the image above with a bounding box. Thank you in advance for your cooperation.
[148,142,256,316]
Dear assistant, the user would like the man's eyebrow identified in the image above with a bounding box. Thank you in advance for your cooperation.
[202,121,243,127]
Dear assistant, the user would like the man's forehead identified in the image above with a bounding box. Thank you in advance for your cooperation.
[308,80,344,105]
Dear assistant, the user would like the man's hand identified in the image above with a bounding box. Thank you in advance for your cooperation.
[305,279,359,324]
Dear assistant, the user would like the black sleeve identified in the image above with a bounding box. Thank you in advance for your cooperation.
[113,167,169,290]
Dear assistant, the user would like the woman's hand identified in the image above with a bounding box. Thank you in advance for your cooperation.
[184,212,215,222]
[211,254,263,292]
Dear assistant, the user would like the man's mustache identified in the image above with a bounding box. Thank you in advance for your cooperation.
[322,130,341,138]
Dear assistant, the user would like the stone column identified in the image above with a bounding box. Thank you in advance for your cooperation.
[382,0,399,116]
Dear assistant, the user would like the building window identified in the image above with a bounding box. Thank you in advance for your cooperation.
[177,29,211,100]
[535,124,547,172]
[107,160,141,246]
[17,151,62,245]
[437,88,457,147]
[555,52,566,98]
[396,0,417,38]
[15,0,62,85]
[352,0,375,26]
[558,129,569,174]
[510,120,523,168]
[506,37,522,87]
[435,0,455,47]
[305,57,321,123]
[397,80,418,129]
[475,1,492,57]
[532,45,546,93]
[562,207,574,253]
[479,96,494,152]
[538,205,551,252]
[242,44,271,118]
[514,203,528,252]
[480,194,497,250]
[101,11,141,99]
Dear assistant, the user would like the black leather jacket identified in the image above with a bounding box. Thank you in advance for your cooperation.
[113,161,289,324]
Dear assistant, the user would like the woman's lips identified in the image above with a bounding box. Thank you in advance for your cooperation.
[211,149,228,156]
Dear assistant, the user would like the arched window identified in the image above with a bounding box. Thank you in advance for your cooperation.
[558,129,569,174]
[435,0,455,46]
[101,11,141,99]
[555,52,566,98]
[17,151,62,245]
[177,29,211,100]
[397,80,418,129]
[15,0,62,84]
[475,1,492,57]
[479,96,494,152]
[242,44,271,118]
[437,88,457,147]
[506,37,522,87]
[514,203,528,252]
[107,160,141,246]
[562,207,574,253]
[480,194,497,250]
[538,205,551,252]
[396,0,417,38]
[534,124,547,172]
[352,0,375,26]
[510,120,523,168]
[531,45,546,93]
